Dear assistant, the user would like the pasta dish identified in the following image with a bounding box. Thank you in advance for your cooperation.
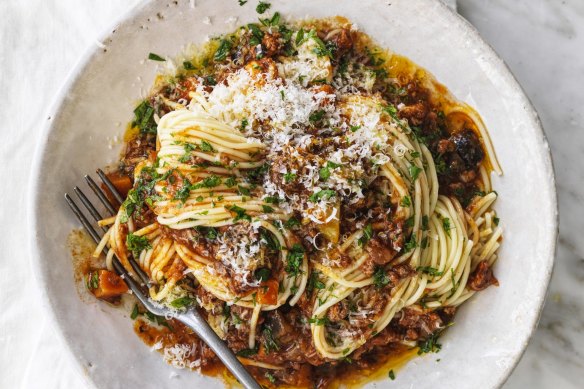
[80,6,502,388]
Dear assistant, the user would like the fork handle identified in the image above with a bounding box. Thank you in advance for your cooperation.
[179,310,262,389]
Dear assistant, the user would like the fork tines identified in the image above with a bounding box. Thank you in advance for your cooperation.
[64,169,153,300]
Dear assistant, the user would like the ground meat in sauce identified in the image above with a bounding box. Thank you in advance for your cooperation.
[399,101,430,126]
[468,260,499,291]
[365,237,397,265]
[161,226,215,259]
[262,32,283,57]
[327,27,353,59]
[326,300,349,322]
[121,134,156,176]
[435,129,485,201]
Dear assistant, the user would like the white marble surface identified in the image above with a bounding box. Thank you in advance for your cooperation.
[0,0,581,388]
[458,1,584,387]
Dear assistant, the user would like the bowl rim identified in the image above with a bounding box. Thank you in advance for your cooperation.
[27,1,558,388]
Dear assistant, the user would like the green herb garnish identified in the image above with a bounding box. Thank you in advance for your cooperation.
[283,172,297,183]
[170,296,196,309]
[183,60,195,70]
[358,224,373,247]
[148,52,165,61]
[214,39,232,62]
[256,1,271,14]
[236,345,259,357]
[309,189,336,202]
[417,266,444,277]
[409,165,422,181]
[285,243,304,276]
[132,100,157,134]
[226,204,251,222]
[126,233,152,258]
[373,267,390,288]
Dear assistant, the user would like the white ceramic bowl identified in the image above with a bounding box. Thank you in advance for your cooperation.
[29,1,558,388]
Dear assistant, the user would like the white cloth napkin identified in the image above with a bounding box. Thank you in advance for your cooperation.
[0,2,139,387]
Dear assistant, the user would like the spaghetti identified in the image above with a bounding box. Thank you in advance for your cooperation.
[85,13,502,388]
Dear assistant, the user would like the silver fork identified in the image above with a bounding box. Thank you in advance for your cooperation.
[65,169,261,389]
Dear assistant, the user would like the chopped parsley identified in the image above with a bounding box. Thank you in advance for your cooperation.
[285,243,304,276]
[382,103,410,131]
[170,296,196,309]
[148,52,165,61]
[409,165,422,181]
[265,372,276,383]
[126,233,152,258]
[442,217,452,237]
[405,216,415,228]
[173,182,192,203]
[448,268,460,297]
[262,325,280,353]
[389,370,396,380]
[319,161,342,181]
[179,142,197,163]
[143,311,172,330]
[308,316,329,326]
[309,189,336,202]
[256,1,271,14]
[400,195,411,207]
[213,38,232,62]
[236,345,259,357]
[373,267,390,288]
[283,172,297,183]
[130,303,139,320]
[224,176,237,187]
[434,156,447,174]
[260,12,280,27]
[416,266,444,277]
[204,75,217,86]
[493,216,500,226]
[284,217,300,229]
[120,164,170,221]
[238,0,248,5]
[307,271,326,293]
[86,271,99,290]
[192,175,222,189]
[404,234,418,253]
[417,332,442,355]
[262,204,274,213]
[254,268,271,282]
[421,215,429,231]
[309,109,326,123]
[132,100,157,134]
[237,185,251,196]
[226,204,251,222]
[182,60,195,70]
[199,140,215,152]
[264,196,282,204]
[260,229,280,250]
[239,118,249,131]
[206,227,218,240]
[247,23,264,46]
[358,224,373,247]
